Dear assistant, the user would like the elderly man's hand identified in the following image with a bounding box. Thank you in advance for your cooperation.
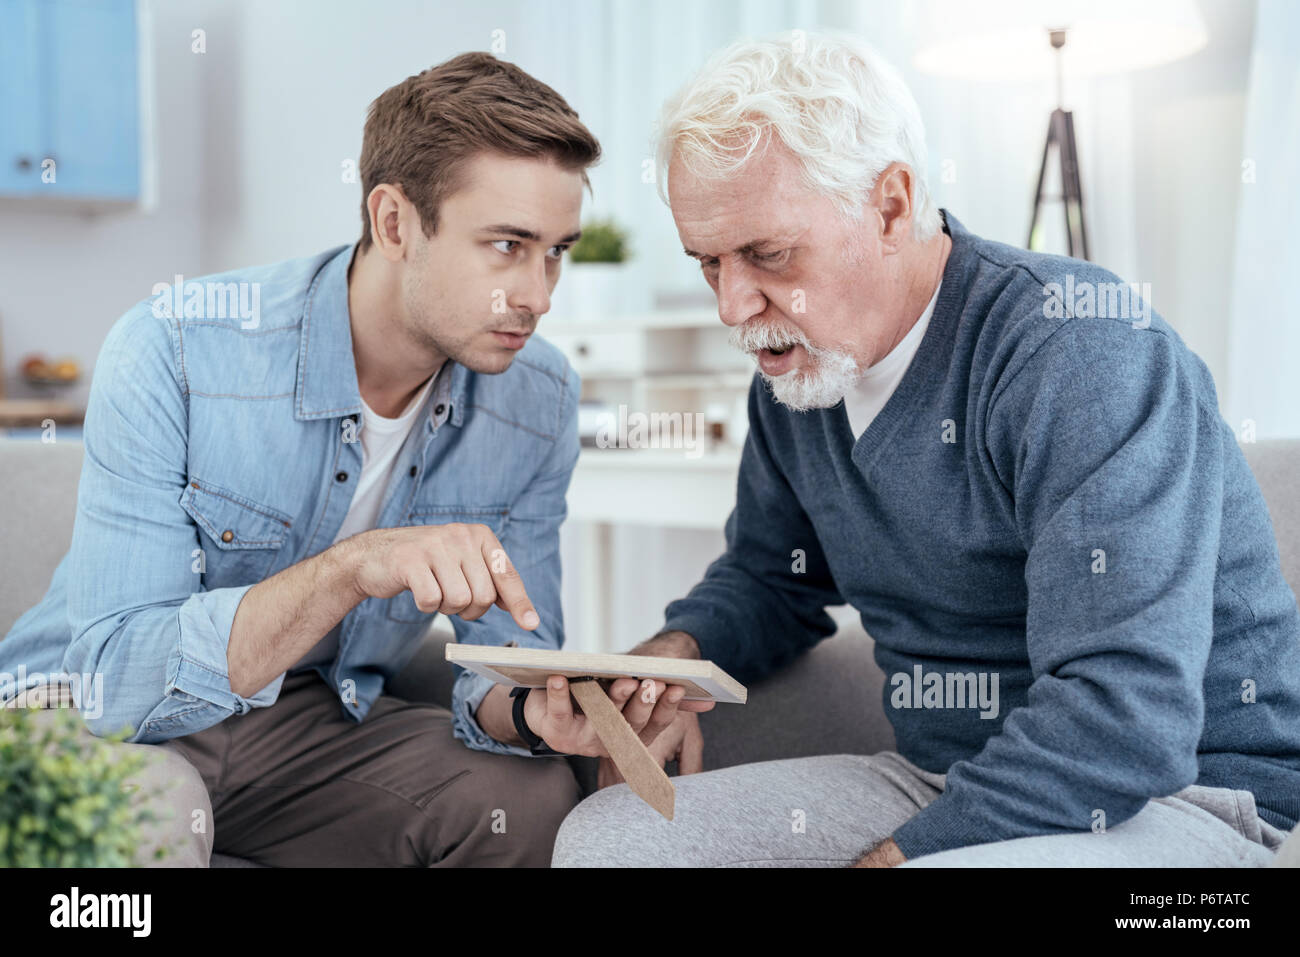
[598,708,705,788]
[853,837,907,868]
[595,630,715,787]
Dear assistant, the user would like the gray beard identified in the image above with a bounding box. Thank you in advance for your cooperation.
[760,343,861,412]
[728,321,862,411]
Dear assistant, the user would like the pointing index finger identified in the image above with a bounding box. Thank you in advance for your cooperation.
[482,535,540,629]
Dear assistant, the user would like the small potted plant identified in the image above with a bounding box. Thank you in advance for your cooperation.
[0,704,176,866]
[551,218,647,321]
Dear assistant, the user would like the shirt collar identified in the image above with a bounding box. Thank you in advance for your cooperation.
[295,242,467,428]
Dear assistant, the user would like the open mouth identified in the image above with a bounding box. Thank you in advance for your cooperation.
[756,342,803,375]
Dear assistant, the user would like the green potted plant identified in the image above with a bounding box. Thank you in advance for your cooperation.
[0,704,176,866]
[552,218,648,321]
[569,219,630,265]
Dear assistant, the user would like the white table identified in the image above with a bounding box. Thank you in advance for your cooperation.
[566,446,741,652]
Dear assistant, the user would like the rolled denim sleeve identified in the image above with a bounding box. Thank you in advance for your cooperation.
[451,669,528,756]
[63,303,283,744]
[448,366,580,756]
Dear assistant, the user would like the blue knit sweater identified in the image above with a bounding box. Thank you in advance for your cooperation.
[663,210,1300,859]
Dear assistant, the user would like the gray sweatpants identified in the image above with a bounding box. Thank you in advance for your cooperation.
[551,751,1297,867]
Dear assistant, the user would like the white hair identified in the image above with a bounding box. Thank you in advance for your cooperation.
[654,29,942,241]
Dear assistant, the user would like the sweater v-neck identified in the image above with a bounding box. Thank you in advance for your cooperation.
[846,209,975,475]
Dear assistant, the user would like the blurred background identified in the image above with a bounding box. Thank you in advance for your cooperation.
[0,0,1295,651]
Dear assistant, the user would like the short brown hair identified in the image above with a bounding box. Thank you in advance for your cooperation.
[358,52,601,252]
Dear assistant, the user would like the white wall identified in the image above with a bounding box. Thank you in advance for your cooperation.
[889,0,1257,396]
[1224,0,1300,441]
[0,0,206,408]
[1125,0,1258,401]
[2,1,1258,411]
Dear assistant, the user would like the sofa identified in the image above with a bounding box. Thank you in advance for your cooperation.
[2,436,1297,867]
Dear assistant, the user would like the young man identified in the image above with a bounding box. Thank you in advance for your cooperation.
[553,31,1300,867]
[0,52,698,867]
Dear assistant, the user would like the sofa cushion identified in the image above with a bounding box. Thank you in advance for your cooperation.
[0,439,84,636]
[1242,439,1300,596]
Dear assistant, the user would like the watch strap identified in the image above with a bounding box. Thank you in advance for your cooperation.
[509,685,560,755]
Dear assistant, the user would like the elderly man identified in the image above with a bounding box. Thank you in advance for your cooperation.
[552,30,1300,867]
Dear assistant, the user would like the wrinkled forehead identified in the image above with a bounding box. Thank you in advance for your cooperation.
[667,147,813,249]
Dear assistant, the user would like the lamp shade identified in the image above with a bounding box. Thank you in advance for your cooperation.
[908,0,1209,80]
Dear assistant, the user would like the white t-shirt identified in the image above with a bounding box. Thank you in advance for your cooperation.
[843,280,942,441]
[290,369,439,672]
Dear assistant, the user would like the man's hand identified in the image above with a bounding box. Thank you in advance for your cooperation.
[853,837,907,868]
[631,630,704,663]
[523,675,693,757]
[595,630,715,786]
[346,523,539,629]
[472,631,718,753]
[598,709,704,788]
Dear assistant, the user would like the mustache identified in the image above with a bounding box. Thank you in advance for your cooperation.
[728,320,808,354]
[494,315,537,335]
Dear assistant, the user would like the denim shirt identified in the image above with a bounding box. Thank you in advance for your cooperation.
[0,243,579,758]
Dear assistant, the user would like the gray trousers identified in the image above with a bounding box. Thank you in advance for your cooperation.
[552,750,1298,867]
[14,671,581,866]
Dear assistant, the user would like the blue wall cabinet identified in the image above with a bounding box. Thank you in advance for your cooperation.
[0,0,141,202]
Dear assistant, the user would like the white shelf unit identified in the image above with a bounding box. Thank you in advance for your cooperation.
[545,311,753,453]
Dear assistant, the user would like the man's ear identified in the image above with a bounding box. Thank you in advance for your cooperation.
[367,183,417,263]
[872,162,915,255]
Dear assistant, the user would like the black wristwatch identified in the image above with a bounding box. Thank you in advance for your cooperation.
[510,685,560,755]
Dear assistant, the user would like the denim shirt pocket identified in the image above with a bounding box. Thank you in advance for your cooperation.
[180,478,292,586]
[385,505,510,623]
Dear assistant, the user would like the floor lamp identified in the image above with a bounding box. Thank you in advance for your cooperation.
[1028,27,1088,259]
[910,0,1210,262]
